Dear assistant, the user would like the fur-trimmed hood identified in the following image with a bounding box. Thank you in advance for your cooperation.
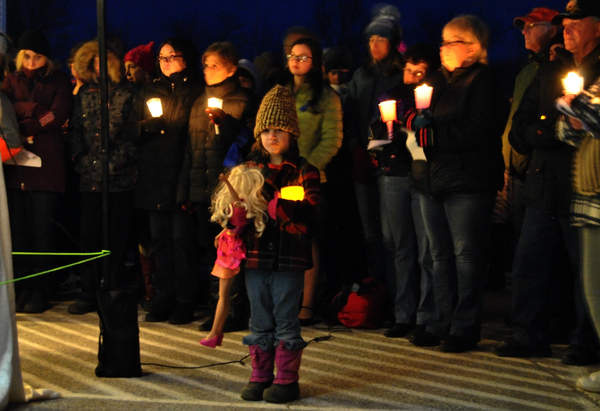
[74,40,122,84]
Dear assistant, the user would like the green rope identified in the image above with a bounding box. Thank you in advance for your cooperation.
[0,250,111,286]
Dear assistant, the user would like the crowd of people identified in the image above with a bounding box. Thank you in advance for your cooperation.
[4,0,600,403]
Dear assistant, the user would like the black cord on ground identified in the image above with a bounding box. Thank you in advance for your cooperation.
[141,334,333,370]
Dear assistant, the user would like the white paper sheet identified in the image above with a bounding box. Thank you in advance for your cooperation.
[403,128,427,161]
[4,149,41,168]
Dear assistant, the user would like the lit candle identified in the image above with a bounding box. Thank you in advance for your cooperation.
[146,98,163,117]
[563,72,584,95]
[414,83,433,110]
[207,97,224,134]
[280,185,305,201]
[207,97,223,109]
[378,100,397,140]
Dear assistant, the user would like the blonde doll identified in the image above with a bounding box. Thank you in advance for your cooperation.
[200,164,267,347]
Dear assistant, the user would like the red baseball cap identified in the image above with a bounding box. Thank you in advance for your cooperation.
[513,7,560,29]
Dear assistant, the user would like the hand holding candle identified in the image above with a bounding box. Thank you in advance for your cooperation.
[414,83,433,110]
[146,98,163,118]
[207,97,224,134]
[378,100,397,140]
[562,72,584,95]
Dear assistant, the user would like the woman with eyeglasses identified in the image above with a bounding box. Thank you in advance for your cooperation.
[2,30,72,313]
[284,36,342,325]
[184,41,254,330]
[133,37,202,324]
[404,15,503,352]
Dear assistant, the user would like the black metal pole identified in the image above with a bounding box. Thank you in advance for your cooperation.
[96,0,110,288]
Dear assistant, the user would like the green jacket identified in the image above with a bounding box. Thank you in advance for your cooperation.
[294,83,343,182]
[502,58,539,177]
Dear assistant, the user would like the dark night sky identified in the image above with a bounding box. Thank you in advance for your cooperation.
[8,0,568,84]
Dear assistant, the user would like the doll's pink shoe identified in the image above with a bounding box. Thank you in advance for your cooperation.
[200,334,223,348]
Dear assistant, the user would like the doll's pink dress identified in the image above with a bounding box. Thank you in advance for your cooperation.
[211,206,248,279]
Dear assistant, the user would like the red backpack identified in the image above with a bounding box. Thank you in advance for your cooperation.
[337,277,386,329]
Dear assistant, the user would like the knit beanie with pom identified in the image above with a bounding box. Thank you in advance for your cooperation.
[254,84,299,139]
[365,4,403,48]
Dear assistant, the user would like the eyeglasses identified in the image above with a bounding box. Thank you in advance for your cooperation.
[440,40,472,48]
[403,68,425,78]
[158,54,183,63]
[287,54,312,63]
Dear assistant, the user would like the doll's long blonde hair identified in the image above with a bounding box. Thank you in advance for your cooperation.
[210,164,267,237]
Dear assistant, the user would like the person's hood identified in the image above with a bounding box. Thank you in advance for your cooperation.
[74,40,122,84]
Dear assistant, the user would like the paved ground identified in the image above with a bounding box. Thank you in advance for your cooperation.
[7,291,600,410]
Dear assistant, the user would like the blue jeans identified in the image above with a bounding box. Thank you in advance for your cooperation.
[243,269,306,352]
[420,192,491,340]
[377,175,418,324]
[412,190,435,326]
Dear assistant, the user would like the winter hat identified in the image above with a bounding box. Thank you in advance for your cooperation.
[254,85,299,139]
[513,8,559,29]
[365,4,403,47]
[238,58,262,92]
[323,47,352,72]
[124,41,154,74]
[553,0,600,24]
[18,29,50,57]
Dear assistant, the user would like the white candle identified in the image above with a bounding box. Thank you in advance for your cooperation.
[414,84,433,110]
[378,100,397,123]
[146,98,163,117]
[207,98,223,134]
[378,100,397,140]
[562,72,584,95]
[207,97,223,109]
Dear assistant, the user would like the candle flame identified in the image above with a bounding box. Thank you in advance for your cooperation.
[146,98,163,117]
[414,83,434,110]
[207,97,223,109]
[280,185,304,201]
[563,72,584,95]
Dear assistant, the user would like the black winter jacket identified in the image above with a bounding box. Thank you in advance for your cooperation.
[347,55,404,150]
[419,63,504,197]
[134,70,201,210]
[70,82,136,192]
[509,52,578,216]
[183,76,253,204]
[511,46,600,216]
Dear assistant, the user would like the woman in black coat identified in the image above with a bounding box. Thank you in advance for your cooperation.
[134,38,201,324]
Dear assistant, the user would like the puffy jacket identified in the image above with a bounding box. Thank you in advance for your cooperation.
[69,42,137,192]
[184,76,253,204]
[2,67,72,192]
[70,83,136,192]
[346,55,403,150]
[134,69,201,210]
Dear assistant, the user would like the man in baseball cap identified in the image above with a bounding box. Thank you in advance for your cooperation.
[553,0,600,23]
